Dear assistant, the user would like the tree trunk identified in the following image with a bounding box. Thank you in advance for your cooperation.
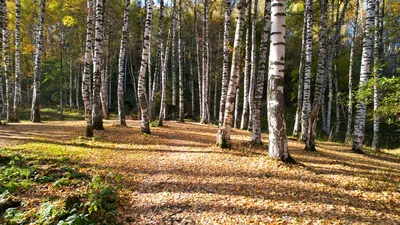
[306,0,328,151]
[234,86,240,128]
[2,0,14,122]
[216,0,246,148]
[31,0,46,123]
[76,64,80,110]
[248,0,258,130]
[240,1,251,130]
[92,0,105,130]
[372,0,383,150]
[200,0,210,124]
[190,54,195,120]
[117,0,130,126]
[352,0,375,153]
[149,0,164,122]
[60,50,64,121]
[251,0,271,144]
[69,56,73,110]
[82,0,94,137]
[300,0,313,142]
[345,0,359,143]
[101,26,109,119]
[194,2,202,121]
[268,0,293,163]
[178,0,184,122]
[158,0,175,126]
[138,0,153,134]
[293,6,307,137]
[218,0,232,126]
[171,5,177,119]
[0,0,3,121]
[13,0,21,122]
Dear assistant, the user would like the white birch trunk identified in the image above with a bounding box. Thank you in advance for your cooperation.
[248,0,259,130]
[216,0,246,148]
[2,0,14,122]
[251,0,271,144]
[372,0,382,150]
[345,0,359,143]
[31,0,45,123]
[293,4,307,137]
[306,0,328,151]
[200,0,210,124]
[0,0,3,121]
[352,0,375,153]
[117,0,130,126]
[158,0,175,126]
[218,0,232,126]
[300,0,313,142]
[268,0,293,163]
[178,0,184,122]
[240,2,252,130]
[69,56,73,110]
[138,0,153,134]
[92,0,105,130]
[13,0,21,122]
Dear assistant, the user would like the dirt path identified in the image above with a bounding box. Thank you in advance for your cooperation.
[1,120,400,224]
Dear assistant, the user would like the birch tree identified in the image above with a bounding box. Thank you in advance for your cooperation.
[13,0,21,122]
[194,2,202,120]
[2,0,14,122]
[240,1,251,130]
[248,0,259,130]
[216,0,246,148]
[159,0,175,126]
[0,0,3,122]
[82,0,94,137]
[306,0,328,151]
[300,0,313,142]
[92,0,105,130]
[352,0,375,153]
[117,0,130,126]
[372,0,383,150]
[218,0,232,126]
[268,0,293,163]
[178,0,184,122]
[345,0,359,143]
[149,0,164,122]
[138,0,153,134]
[251,0,271,144]
[31,0,46,123]
[201,0,210,124]
[293,8,307,137]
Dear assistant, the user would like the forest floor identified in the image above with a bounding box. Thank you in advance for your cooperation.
[1,116,400,224]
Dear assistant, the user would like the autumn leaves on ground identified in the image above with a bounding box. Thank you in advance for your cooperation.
[1,113,400,224]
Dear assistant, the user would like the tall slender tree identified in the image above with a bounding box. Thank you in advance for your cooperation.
[293,6,307,137]
[300,0,313,142]
[117,0,130,126]
[352,0,376,153]
[345,0,359,143]
[268,0,293,163]
[306,0,328,151]
[178,0,184,122]
[92,0,105,130]
[69,56,73,110]
[31,0,46,123]
[216,0,246,148]
[251,0,271,144]
[372,0,383,150]
[218,0,232,126]
[2,0,14,122]
[248,0,258,130]
[240,0,251,130]
[201,0,210,124]
[13,0,21,122]
[149,0,164,122]
[0,0,3,122]
[159,0,176,126]
[194,1,202,120]
[138,0,153,134]
[82,0,94,137]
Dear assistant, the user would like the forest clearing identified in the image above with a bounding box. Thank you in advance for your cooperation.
[1,110,400,224]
